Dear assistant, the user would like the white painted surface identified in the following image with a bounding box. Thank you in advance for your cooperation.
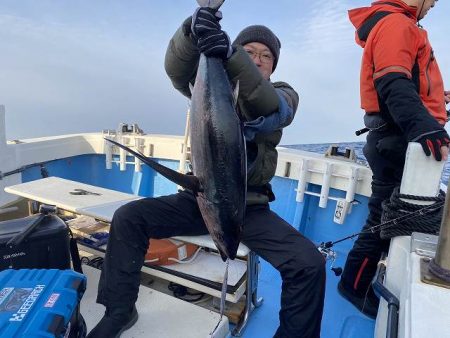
[173,235,250,257]
[81,265,230,338]
[0,105,20,206]
[161,250,246,287]
[400,142,444,204]
[407,255,450,337]
[375,236,410,338]
[375,236,450,338]
[277,146,372,197]
[4,177,140,215]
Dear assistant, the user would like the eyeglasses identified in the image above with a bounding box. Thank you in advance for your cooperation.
[244,49,274,64]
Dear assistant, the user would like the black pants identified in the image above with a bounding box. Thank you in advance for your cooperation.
[97,190,326,338]
[340,128,407,296]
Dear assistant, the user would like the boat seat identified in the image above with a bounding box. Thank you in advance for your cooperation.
[4,176,261,336]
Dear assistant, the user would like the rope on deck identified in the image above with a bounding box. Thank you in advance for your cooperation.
[380,187,445,239]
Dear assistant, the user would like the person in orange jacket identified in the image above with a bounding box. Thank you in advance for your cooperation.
[339,0,449,319]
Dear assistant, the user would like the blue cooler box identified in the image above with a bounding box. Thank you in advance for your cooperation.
[0,269,86,338]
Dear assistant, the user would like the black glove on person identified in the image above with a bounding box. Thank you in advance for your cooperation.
[416,130,450,161]
[191,7,221,38]
[197,29,233,59]
[191,7,232,59]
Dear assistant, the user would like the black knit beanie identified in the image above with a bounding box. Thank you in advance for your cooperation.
[232,25,281,71]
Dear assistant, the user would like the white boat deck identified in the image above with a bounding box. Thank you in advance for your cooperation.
[81,265,230,338]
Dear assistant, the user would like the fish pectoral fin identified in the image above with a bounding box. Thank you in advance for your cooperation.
[104,138,201,192]
[180,175,202,194]
[232,80,240,106]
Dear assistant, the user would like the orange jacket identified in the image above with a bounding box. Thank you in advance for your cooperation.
[349,0,446,124]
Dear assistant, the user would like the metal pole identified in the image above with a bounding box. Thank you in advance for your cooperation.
[433,183,450,271]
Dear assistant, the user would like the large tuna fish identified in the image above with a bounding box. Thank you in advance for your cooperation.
[189,54,246,261]
[105,1,246,261]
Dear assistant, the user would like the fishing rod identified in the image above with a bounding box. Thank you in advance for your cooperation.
[322,199,444,248]
[318,200,445,276]
[0,161,51,180]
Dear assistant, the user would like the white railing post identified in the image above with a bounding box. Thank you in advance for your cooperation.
[134,137,144,173]
[104,137,113,170]
[119,136,128,171]
[296,159,309,202]
[319,163,333,208]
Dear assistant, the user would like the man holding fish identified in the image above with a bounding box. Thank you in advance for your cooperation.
[87,3,325,338]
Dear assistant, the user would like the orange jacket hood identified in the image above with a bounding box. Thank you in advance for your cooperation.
[349,1,418,47]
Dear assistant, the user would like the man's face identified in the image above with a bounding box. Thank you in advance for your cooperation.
[243,42,274,80]
[417,0,438,20]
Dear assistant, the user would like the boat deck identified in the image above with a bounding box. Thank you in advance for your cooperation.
[241,251,375,338]
[1,142,377,337]
[81,265,230,338]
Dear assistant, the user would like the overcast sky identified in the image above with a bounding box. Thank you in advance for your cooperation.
[1,0,449,145]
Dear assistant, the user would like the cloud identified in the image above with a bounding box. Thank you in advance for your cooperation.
[1,1,449,144]
[288,0,355,55]
[0,11,185,139]
[274,0,363,144]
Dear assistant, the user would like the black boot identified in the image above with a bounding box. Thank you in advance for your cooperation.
[86,305,138,338]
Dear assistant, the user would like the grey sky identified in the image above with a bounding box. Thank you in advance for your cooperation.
[0,0,449,145]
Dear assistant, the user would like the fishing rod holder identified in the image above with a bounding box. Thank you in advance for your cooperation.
[296,157,364,224]
[103,124,147,172]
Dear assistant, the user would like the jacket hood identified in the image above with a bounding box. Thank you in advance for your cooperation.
[348,1,418,46]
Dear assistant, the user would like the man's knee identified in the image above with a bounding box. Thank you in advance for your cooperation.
[111,200,146,239]
[282,248,326,282]
[306,250,326,280]
[113,203,136,225]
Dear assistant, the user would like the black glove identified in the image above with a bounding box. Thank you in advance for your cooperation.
[191,7,222,40]
[197,30,232,59]
[417,130,450,161]
[191,7,232,59]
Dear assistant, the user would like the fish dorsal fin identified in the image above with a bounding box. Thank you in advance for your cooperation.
[104,138,202,193]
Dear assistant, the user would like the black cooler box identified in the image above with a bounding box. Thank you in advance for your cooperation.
[0,214,71,271]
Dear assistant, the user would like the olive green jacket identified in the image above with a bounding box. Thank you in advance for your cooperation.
[164,21,299,189]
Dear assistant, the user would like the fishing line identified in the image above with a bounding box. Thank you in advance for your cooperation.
[321,200,445,249]
[209,258,229,337]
